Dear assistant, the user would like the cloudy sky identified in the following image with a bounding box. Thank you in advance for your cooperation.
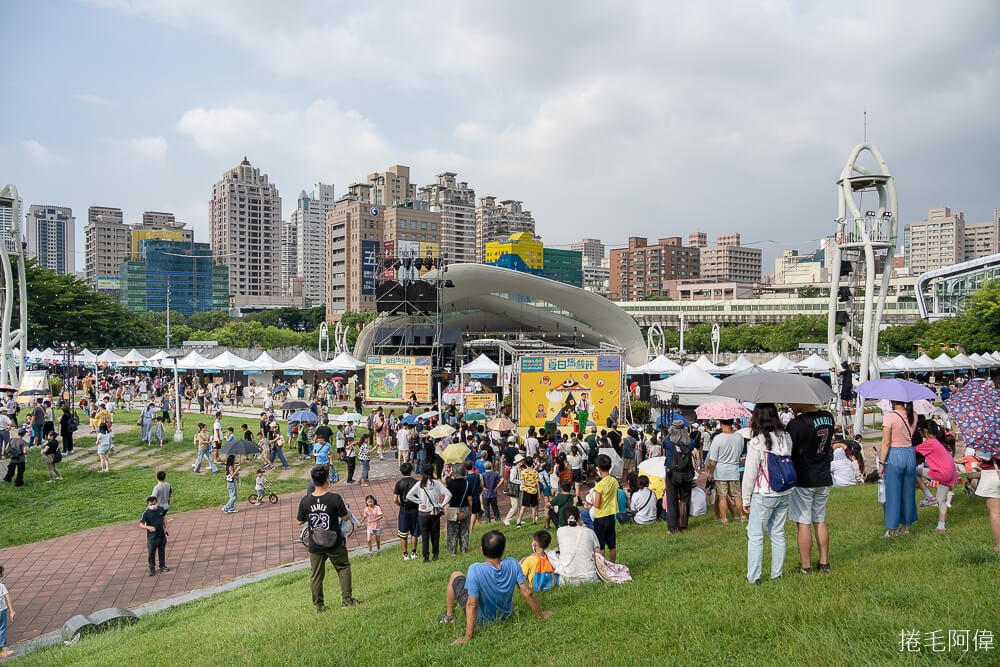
[2,0,998,271]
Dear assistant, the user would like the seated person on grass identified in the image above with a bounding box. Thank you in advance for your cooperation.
[440,530,553,645]
[547,482,575,529]
[520,529,557,592]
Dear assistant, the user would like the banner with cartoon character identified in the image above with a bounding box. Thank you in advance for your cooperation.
[365,355,432,404]
[518,355,621,429]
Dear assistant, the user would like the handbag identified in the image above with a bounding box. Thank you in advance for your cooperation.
[446,480,470,523]
[330,466,340,485]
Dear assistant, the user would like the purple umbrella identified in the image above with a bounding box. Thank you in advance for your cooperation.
[854,378,937,402]
[944,379,1000,457]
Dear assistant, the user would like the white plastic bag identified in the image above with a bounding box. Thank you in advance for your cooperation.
[877,478,886,504]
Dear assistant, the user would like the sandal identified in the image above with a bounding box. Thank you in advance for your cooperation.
[438,614,455,624]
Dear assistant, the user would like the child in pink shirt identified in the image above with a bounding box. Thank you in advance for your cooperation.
[362,495,384,556]
[914,419,959,531]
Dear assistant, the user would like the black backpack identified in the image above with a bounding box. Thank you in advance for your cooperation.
[668,441,694,485]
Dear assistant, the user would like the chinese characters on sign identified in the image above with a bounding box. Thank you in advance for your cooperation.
[899,629,993,653]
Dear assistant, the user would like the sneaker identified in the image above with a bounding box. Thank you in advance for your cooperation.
[403,552,410,561]
[159,566,170,572]
[750,578,761,585]
[797,567,813,575]
[516,522,522,528]
[316,605,327,613]
[411,550,417,559]
[342,598,363,608]
[503,520,511,526]
[936,526,947,532]
[148,570,156,576]
[720,518,729,525]
[817,563,831,574]
[919,497,937,507]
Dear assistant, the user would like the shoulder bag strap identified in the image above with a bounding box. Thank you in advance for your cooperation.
[891,411,913,441]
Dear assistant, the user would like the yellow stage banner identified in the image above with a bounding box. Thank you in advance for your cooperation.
[518,355,621,429]
[365,355,432,404]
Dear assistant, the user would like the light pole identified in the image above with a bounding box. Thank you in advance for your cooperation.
[172,359,183,442]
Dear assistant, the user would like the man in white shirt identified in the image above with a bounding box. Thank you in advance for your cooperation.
[396,424,411,464]
[629,476,658,524]
[212,412,224,463]
[0,411,10,450]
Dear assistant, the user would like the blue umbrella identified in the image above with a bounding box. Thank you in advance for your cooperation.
[272,385,290,394]
[402,414,420,425]
[855,378,936,402]
[288,410,319,423]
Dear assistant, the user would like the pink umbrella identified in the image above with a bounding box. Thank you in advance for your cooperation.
[695,401,752,420]
[876,398,936,415]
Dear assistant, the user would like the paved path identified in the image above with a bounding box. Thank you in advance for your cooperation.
[0,457,514,647]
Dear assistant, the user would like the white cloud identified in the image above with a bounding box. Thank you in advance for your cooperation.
[72,93,112,106]
[121,136,168,164]
[20,139,61,166]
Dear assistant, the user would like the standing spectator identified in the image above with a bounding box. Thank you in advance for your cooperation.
[372,408,388,461]
[139,496,170,576]
[621,429,638,476]
[297,466,360,611]
[152,470,173,513]
[706,419,747,523]
[343,433,357,483]
[838,362,854,413]
[664,432,695,534]
[59,404,75,454]
[0,409,10,454]
[5,393,18,427]
[160,392,172,424]
[212,412,224,464]
[28,399,45,449]
[2,427,28,486]
[787,402,836,574]
[42,399,55,439]
[363,495,384,556]
[222,455,240,514]
[445,465,473,555]
[517,457,540,528]
[138,402,155,446]
[42,431,62,482]
[393,462,421,561]
[357,434,372,486]
[397,424,412,464]
[503,455,524,526]
[192,422,218,474]
[96,423,113,473]
[741,403,794,584]
[406,464,452,562]
[589,454,620,562]
[480,462,501,523]
[878,400,918,537]
[0,564,15,659]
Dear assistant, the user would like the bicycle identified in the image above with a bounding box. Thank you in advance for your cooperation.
[248,479,278,505]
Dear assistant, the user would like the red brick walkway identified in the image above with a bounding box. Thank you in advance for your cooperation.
[0,475,513,646]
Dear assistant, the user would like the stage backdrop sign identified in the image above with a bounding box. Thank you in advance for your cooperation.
[365,355,432,404]
[518,355,621,429]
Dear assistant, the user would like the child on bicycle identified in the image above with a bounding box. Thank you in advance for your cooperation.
[363,494,384,556]
[251,469,268,506]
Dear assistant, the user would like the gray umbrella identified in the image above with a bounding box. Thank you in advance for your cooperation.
[712,371,835,404]
[220,439,261,456]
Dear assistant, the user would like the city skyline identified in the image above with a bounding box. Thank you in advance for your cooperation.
[2,1,999,269]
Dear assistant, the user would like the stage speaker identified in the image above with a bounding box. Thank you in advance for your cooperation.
[835,310,850,326]
[375,281,406,314]
[406,280,439,315]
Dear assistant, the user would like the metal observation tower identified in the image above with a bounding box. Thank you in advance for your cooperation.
[826,145,898,434]
[0,184,27,387]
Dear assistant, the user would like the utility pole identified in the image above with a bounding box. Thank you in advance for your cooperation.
[166,279,171,350]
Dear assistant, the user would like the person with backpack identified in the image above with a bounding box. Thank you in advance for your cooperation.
[664,426,696,534]
[741,403,795,584]
[59,404,78,454]
[296,465,361,612]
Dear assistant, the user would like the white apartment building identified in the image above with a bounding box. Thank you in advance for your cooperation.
[209,157,282,305]
[280,219,297,296]
[418,172,476,265]
[571,238,606,266]
[26,205,75,274]
[289,183,335,305]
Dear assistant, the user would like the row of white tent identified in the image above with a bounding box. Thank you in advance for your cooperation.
[630,350,1000,376]
[25,347,366,372]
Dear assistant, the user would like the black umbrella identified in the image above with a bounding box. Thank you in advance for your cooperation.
[220,439,261,456]
[281,400,309,411]
[19,389,51,397]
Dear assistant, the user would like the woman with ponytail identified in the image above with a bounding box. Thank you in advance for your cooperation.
[878,400,918,537]
[554,506,600,585]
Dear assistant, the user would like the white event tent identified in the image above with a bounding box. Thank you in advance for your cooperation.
[461,354,500,375]
[760,354,798,373]
[691,355,721,373]
[717,355,755,375]
[650,364,723,406]
[793,353,830,374]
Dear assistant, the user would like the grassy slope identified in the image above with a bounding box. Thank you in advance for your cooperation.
[0,410,347,547]
[18,485,1000,666]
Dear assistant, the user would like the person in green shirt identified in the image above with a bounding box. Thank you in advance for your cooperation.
[589,454,620,563]
[547,481,575,529]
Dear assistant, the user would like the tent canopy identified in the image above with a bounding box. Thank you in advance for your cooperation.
[321,351,365,372]
[691,355,721,373]
[651,365,722,405]
[96,349,123,363]
[760,354,797,373]
[794,353,830,373]
[176,351,214,370]
[635,354,682,375]
[461,354,500,375]
[207,350,251,370]
[279,351,324,371]
[717,355,755,375]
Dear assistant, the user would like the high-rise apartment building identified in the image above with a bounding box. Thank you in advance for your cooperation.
[475,197,536,263]
[26,205,74,274]
[609,237,701,300]
[209,157,282,306]
[130,211,192,259]
[367,165,416,206]
[965,208,1000,261]
[0,187,21,254]
[699,233,762,284]
[325,193,441,317]
[280,219,297,295]
[582,257,610,296]
[570,238,605,266]
[904,208,966,275]
[84,205,129,297]
[688,232,707,248]
[418,172,477,265]
[288,183,335,305]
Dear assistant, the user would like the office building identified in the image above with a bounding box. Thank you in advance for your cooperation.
[120,239,228,315]
[280,219,297,295]
[84,206,129,297]
[485,232,543,275]
[418,172,477,265]
[582,257,610,296]
[542,248,583,287]
[325,192,442,317]
[609,236,701,300]
[570,238,605,266]
[130,211,192,259]
[475,196,536,263]
[25,205,74,274]
[209,157,283,307]
[288,183,335,305]
[699,233,762,284]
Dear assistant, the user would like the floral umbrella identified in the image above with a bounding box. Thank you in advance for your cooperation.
[695,401,752,420]
[943,379,1000,457]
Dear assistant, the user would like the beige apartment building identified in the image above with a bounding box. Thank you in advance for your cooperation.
[209,157,282,306]
[475,196,536,262]
[418,171,477,265]
[965,208,1000,260]
[905,207,1000,274]
[368,165,416,206]
[699,233,762,284]
[84,205,128,296]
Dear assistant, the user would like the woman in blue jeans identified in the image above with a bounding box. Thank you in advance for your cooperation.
[741,403,795,584]
[878,401,918,537]
[222,455,240,514]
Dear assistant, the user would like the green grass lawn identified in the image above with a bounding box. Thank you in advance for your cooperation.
[18,485,1000,665]
[0,410,348,547]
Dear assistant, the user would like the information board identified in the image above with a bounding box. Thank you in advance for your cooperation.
[365,355,432,404]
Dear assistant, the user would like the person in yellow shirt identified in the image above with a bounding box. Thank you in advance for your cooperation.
[589,454,620,563]
[518,457,541,528]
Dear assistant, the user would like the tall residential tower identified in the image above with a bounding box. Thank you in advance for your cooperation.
[25,205,75,274]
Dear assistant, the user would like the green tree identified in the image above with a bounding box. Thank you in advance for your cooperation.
[187,310,232,332]
[799,285,821,298]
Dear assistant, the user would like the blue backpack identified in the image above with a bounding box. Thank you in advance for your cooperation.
[760,451,797,492]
